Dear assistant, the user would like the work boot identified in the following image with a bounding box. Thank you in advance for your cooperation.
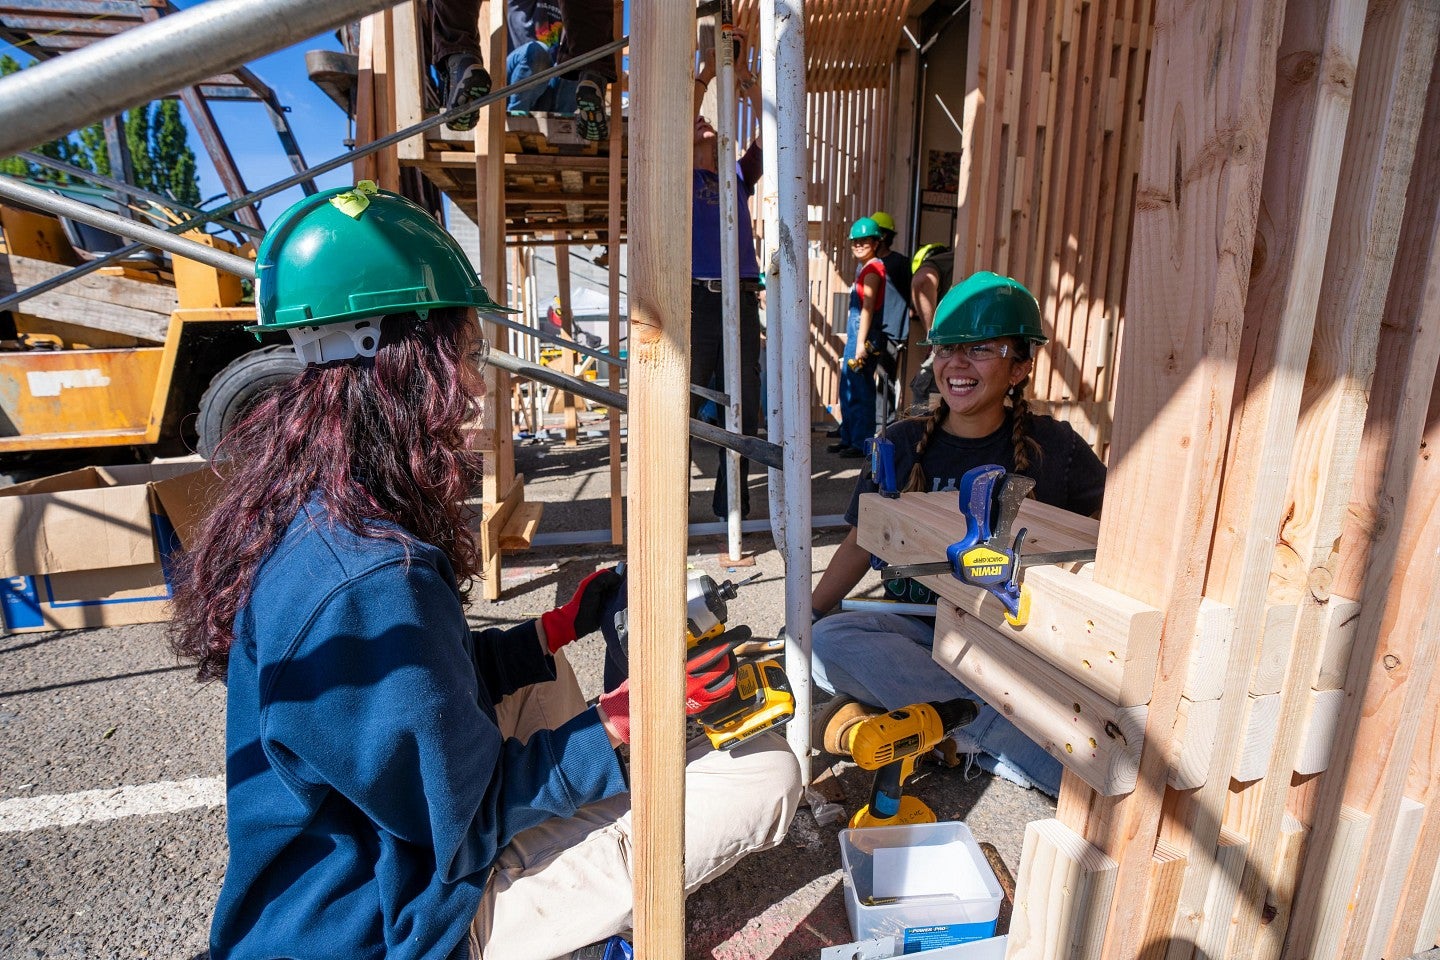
[574,79,609,142]
[813,696,883,756]
[440,52,492,132]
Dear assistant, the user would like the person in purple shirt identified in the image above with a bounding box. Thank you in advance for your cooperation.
[170,184,800,960]
[691,33,764,521]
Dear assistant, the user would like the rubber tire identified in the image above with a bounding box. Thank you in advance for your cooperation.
[196,345,303,459]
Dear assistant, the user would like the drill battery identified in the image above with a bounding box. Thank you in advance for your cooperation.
[698,658,794,751]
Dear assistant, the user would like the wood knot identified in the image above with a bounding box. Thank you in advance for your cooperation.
[1383,654,1401,671]
[1279,50,1318,85]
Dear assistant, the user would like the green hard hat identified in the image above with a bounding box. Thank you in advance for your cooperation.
[923,271,1047,345]
[869,211,897,234]
[849,217,883,241]
[248,183,512,333]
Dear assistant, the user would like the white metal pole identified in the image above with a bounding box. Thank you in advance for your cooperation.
[760,0,813,777]
[713,2,745,561]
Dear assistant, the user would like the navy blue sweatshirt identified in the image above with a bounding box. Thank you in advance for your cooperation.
[212,498,627,959]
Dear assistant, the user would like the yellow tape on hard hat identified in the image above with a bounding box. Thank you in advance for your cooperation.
[329,180,379,219]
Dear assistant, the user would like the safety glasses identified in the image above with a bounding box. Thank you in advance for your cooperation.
[932,341,1013,363]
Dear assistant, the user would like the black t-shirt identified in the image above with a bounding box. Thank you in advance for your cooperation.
[845,410,1107,603]
[879,250,912,343]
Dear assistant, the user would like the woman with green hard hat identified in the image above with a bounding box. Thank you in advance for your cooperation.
[170,183,799,960]
[808,271,1107,799]
[832,215,889,456]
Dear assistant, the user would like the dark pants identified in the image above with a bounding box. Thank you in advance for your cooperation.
[429,0,617,83]
[690,284,762,520]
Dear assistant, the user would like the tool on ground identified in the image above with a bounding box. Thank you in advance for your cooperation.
[878,464,1096,626]
[684,572,795,750]
[838,699,979,829]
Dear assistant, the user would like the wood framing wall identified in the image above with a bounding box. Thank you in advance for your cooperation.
[731,0,912,421]
[998,0,1440,956]
[953,0,1155,452]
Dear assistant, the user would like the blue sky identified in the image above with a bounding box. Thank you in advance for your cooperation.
[2,1,361,222]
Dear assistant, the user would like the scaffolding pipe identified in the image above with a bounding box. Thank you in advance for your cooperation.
[17,152,262,239]
[482,311,730,407]
[760,0,814,777]
[0,175,254,276]
[712,2,745,562]
[0,170,783,472]
[0,0,402,158]
[486,353,782,471]
[0,37,629,314]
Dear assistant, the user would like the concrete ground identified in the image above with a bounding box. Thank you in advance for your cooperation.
[0,414,1059,959]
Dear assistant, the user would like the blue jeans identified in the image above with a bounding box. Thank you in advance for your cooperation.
[506,41,579,113]
[810,610,1062,797]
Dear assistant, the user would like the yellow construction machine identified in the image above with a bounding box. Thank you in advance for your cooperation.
[0,200,292,477]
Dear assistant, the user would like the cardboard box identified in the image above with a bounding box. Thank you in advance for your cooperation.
[0,462,218,634]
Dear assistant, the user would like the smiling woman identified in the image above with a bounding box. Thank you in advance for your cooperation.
[807,271,1107,799]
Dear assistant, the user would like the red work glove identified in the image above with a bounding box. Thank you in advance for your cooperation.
[593,636,741,745]
[683,635,739,717]
[540,566,624,653]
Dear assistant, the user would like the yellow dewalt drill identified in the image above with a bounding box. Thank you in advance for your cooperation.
[839,699,980,829]
[685,572,795,751]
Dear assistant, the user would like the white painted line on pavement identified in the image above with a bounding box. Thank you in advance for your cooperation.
[0,777,224,833]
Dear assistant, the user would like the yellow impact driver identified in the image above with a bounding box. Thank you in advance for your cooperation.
[841,698,980,829]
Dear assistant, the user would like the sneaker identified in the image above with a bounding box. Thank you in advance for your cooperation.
[574,79,609,141]
[441,52,492,132]
[825,442,855,454]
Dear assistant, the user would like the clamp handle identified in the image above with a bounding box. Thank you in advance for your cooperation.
[865,435,900,499]
[954,464,1007,552]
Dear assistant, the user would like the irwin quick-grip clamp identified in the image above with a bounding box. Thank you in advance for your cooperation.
[879,463,1096,626]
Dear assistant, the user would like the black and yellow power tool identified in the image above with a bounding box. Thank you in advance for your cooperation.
[685,572,795,751]
[838,698,979,829]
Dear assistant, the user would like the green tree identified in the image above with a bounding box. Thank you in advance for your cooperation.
[0,56,31,178]
[1,57,201,205]
[124,104,154,193]
[77,123,110,177]
[152,100,200,206]
[1,54,104,183]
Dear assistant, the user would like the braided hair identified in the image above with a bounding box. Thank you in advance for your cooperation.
[898,336,1042,492]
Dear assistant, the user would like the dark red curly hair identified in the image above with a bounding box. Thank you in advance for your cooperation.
[169,307,483,681]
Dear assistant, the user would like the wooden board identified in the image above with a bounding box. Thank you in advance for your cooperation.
[933,601,1146,796]
[1006,818,1118,960]
[1,253,176,342]
[1298,806,1371,960]
[1280,13,1440,954]
[858,490,1162,707]
[1192,829,1248,959]
[499,501,544,552]
[1294,688,1344,777]
[1361,796,1425,958]
[1069,0,1287,953]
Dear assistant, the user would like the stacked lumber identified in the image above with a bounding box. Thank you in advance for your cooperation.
[952,0,1155,452]
[863,0,1440,955]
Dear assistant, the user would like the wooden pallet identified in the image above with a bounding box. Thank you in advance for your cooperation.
[407,114,628,237]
